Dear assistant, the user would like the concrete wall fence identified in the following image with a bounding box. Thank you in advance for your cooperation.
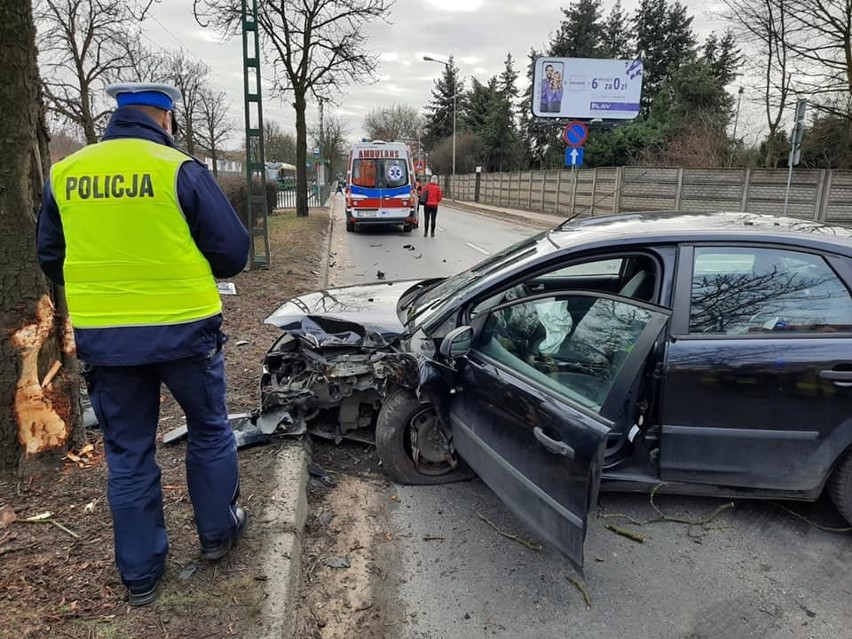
[441,167,852,225]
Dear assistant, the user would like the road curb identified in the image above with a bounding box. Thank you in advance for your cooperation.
[321,198,336,289]
[249,441,309,639]
[446,199,558,230]
[251,200,332,637]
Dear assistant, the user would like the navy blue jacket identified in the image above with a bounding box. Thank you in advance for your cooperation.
[37,107,250,366]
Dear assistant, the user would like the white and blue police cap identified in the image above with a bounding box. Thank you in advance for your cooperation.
[105,82,181,111]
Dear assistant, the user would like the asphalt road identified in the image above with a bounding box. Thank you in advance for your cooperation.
[325,197,852,639]
[327,199,535,286]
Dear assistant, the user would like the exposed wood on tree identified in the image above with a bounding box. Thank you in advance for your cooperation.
[12,296,69,455]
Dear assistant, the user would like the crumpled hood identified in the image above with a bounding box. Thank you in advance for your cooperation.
[263,280,420,341]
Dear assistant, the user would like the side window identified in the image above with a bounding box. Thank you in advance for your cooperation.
[689,246,852,335]
[540,258,623,278]
[476,294,657,413]
[470,255,657,320]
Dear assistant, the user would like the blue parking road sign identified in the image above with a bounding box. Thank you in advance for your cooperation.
[562,121,588,147]
[565,147,585,167]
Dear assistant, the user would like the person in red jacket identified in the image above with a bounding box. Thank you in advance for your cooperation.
[422,175,443,237]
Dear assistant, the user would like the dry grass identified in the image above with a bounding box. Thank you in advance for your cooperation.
[0,207,329,639]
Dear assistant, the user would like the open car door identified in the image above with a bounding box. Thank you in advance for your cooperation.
[448,292,669,571]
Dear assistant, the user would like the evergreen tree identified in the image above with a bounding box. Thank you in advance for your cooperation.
[464,77,494,133]
[800,108,852,169]
[520,48,557,168]
[654,60,733,124]
[484,53,523,171]
[551,0,606,58]
[633,0,696,115]
[498,52,519,111]
[423,56,465,150]
[664,2,697,70]
[701,30,742,87]
[603,0,631,58]
[633,0,670,113]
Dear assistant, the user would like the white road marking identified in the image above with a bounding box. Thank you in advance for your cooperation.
[437,226,446,232]
[466,242,491,256]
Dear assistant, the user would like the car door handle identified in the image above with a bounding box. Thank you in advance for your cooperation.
[533,427,575,459]
[820,370,852,387]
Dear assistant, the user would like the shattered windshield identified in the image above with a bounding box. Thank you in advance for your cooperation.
[404,234,544,323]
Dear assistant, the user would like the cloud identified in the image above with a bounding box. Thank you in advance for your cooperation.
[135,0,734,146]
[425,0,484,12]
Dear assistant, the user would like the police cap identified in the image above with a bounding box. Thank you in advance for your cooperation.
[105,83,182,111]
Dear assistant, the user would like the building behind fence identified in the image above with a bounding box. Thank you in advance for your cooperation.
[441,167,852,225]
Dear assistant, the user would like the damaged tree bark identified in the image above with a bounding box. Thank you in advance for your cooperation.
[0,1,82,477]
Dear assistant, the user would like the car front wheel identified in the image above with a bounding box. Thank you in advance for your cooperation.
[376,390,473,485]
[829,451,852,525]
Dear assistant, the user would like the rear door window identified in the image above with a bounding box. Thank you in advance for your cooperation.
[689,246,852,334]
[351,158,408,189]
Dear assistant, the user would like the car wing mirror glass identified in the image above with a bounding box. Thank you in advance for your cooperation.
[439,326,474,359]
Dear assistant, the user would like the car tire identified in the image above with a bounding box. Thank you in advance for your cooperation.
[376,389,474,485]
[403,223,412,233]
[829,451,852,524]
[346,220,355,232]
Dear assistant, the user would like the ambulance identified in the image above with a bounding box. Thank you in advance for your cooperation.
[344,140,418,233]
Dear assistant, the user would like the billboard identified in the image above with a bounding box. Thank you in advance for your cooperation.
[532,57,643,120]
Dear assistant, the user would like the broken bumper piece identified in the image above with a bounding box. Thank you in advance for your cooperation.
[162,409,300,449]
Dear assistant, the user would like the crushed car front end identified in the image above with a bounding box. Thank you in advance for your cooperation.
[259,281,425,442]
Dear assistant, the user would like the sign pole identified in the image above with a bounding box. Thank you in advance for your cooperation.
[783,99,808,216]
[782,161,794,216]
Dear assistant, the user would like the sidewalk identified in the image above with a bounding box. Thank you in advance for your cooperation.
[444,198,564,230]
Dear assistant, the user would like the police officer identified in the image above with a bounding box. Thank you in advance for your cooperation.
[37,83,251,606]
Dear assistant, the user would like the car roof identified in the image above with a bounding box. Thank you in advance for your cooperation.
[550,211,852,256]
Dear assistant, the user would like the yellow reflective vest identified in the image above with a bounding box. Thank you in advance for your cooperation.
[51,138,221,329]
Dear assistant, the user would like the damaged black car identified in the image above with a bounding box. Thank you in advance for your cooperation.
[257,212,852,570]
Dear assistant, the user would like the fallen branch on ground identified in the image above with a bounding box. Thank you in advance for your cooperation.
[477,513,543,552]
[604,524,646,543]
[0,542,39,557]
[566,575,592,609]
[17,512,80,540]
[770,503,852,533]
[598,483,734,540]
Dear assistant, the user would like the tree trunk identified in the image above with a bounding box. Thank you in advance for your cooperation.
[0,1,83,478]
[211,144,219,178]
[295,91,309,217]
[79,82,98,144]
[764,124,778,168]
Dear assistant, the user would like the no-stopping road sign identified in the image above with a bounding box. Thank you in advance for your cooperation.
[562,121,588,148]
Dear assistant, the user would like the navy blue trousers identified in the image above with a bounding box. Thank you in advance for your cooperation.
[84,348,240,589]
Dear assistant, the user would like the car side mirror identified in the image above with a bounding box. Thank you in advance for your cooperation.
[439,326,474,359]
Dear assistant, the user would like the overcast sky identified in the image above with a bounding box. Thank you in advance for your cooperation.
[142,0,758,149]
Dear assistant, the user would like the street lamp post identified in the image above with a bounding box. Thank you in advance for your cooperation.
[728,86,745,168]
[423,55,456,183]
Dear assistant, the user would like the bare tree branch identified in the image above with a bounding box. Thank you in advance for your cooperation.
[196,0,393,217]
[196,87,235,177]
[36,0,154,142]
